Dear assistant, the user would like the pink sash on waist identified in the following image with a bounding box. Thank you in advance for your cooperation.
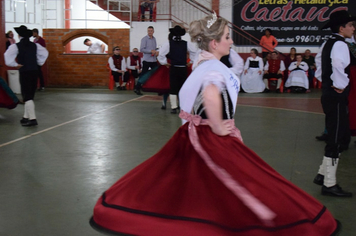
[179,110,276,226]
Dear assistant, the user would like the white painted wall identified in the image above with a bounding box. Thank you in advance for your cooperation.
[5,0,44,42]
[5,0,319,55]
[44,0,64,28]
[70,0,130,29]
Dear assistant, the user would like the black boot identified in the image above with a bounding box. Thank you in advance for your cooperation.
[321,184,352,197]
[313,174,324,186]
[22,119,38,127]
[315,132,328,141]
[20,117,29,124]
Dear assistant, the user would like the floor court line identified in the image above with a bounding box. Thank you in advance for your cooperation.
[237,104,324,115]
[0,96,144,148]
[0,95,323,148]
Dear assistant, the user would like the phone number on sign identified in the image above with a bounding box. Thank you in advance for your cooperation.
[277,35,331,43]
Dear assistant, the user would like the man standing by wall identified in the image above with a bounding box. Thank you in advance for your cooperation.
[313,10,355,197]
[135,26,158,95]
[33,28,46,91]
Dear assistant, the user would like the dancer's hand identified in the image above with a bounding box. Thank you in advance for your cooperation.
[331,86,344,93]
[210,120,234,136]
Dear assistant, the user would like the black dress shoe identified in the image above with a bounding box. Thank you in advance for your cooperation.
[22,119,38,127]
[20,117,29,124]
[171,108,177,114]
[116,86,121,91]
[161,105,166,110]
[322,184,352,197]
[121,86,127,90]
[134,89,143,95]
[316,133,328,141]
[313,174,324,186]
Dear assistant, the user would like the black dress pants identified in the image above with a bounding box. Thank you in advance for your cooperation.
[169,66,187,95]
[20,70,38,102]
[321,93,350,158]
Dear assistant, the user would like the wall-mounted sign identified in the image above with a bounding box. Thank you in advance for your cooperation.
[233,0,356,45]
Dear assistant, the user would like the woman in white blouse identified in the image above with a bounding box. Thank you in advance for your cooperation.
[285,54,309,93]
[241,48,265,93]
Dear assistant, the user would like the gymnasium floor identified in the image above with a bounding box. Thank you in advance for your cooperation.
[0,88,355,236]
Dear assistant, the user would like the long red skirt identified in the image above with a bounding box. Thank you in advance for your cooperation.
[92,124,338,236]
[349,65,356,136]
[142,65,170,94]
[0,78,19,109]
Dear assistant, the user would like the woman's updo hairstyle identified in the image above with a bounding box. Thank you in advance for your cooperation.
[189,14,228,51]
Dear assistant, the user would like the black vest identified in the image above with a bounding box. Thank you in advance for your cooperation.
[347,42,356,66]
[220,54,232,68]
[169,40,187,66]
[321,34,350,95]
[249,60,259,68]
[16,38,37,72]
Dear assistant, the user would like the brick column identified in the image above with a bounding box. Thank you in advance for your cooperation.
[0,0,6,80]
[65,0,71,53]
[212,0,219,16]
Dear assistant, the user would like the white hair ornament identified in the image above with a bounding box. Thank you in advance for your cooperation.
[207,11,217,29]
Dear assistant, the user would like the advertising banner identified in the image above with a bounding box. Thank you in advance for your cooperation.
[233,0,356,45]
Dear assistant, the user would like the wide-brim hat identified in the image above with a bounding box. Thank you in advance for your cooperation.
[322,10,356,29]
[169,25,186,36]
[14,25,33,38]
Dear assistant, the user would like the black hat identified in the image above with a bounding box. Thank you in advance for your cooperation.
[322,10,356,30]
[113,46,120,51]
[169,25,186,36]
[14,25,33,38]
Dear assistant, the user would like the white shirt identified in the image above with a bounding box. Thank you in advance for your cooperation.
[126,56,143,72]
[87,41,104,54]
[108,56,127,72]
[288,61,308,72]
[345,35,355,44]
[4,43,48,67]
[244,56,263,71]
[315,34,350,89]
[157,40,198,65]
[228,49,244,76]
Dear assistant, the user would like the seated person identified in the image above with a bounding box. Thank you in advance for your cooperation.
[303,49,316,88]
[240,48,265,93]
[140,0,157,22]
[108,46,130,90]
[126,48,143,86]
[263,51,271,66]
[285,54,309,93]
[263,51,285,91]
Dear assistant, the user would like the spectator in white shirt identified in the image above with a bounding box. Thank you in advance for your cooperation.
[126,48,143,86]
[108,46,130,90]
[240,48,265,93]
[285,54,309,93]
[84,38,105,54]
